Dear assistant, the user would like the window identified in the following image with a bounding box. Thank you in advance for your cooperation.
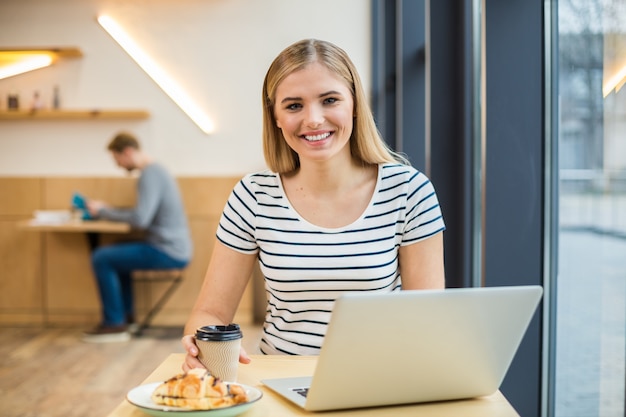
[555,1,626,416]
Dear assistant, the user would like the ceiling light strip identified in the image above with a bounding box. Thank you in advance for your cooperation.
[97,15,214,134]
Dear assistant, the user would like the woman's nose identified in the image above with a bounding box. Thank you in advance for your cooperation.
[304,104,324,127]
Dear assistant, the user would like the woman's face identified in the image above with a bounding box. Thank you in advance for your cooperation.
[273,62,354,165]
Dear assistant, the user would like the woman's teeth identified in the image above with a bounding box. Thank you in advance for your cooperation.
[304,132,331,141]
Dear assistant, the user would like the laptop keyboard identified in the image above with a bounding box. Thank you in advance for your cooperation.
[291,387,309,398]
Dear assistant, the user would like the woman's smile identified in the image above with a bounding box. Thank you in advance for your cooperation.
[303,131,332,142]
[274,61,354,163]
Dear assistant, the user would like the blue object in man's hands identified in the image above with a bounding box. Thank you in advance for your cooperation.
[71,192,92,220]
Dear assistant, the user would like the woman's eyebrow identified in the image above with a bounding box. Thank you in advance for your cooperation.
[319,90,342,98]
[279,90,343,104]
[280,96,301,104]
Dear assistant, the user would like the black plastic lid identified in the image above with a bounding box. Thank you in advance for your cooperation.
[195,323,242,341]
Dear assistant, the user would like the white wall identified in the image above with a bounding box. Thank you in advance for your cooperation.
[0,0,371,176]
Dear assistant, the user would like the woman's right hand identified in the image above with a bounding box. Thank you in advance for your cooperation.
[181,334,204,372]
[181,334,252,372]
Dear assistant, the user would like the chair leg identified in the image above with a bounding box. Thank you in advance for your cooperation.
[135,276,182,336]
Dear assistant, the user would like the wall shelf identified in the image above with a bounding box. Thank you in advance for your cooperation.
[0,47,83,79]
[0,109,150,120]
[0,46,83,57]
[0,48,148,121]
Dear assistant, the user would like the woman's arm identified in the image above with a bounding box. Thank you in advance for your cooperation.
[182,240,257,371]
[399,232,445,290]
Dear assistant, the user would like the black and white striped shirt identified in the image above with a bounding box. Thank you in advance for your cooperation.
[217,163,445,355]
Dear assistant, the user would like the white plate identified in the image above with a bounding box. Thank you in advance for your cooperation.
[126,382,263,417]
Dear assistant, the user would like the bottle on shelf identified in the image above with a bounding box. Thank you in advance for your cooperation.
[52,85,60,109]
[7,90,19,110]
[31,91,44,111]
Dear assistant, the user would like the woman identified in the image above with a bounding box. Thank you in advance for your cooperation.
[182,39,445,370]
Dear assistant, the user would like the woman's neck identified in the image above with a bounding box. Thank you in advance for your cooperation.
[292,157,374,196]
[281,157,379,228]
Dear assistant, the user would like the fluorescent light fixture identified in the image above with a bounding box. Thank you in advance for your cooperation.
[97,15,215,134]
[0,53,54,80]
[603,63,626,97]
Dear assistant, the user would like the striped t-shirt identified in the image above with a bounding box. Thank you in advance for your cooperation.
[216,163,445,355]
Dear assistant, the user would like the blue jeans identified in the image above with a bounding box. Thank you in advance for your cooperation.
[91,242,189,326]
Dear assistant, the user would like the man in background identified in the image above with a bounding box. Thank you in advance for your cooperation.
[83,131,192,343]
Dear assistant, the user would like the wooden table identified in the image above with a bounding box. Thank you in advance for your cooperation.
[17,218,133,324]
[107,353,520,417]
[18,219,131,233]
[19,218,131,249]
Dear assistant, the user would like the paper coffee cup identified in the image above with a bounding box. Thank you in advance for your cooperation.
[194,324,242,382]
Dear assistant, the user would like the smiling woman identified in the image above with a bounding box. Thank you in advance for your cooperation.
[180,39,445,369]
[262,39,404,175]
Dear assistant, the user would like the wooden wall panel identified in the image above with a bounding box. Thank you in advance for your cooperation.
[166,218,216,310]
[135,212,254,326]
[0,220,43,323]
[0,176,258,328]
[0,177,44,324]
[133,217,216,327]
[45,233,99,310]
[178,177,241,217]
[44,177,137,209]
[0,177,264,326]
[0,177,42,216]
[143,176,255,326]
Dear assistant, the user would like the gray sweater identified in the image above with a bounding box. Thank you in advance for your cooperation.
[98,163,193,262]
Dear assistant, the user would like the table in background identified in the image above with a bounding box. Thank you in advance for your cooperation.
[18,219,130,233]
[19,219,131,249]
[17,218,133,324]
[107,353,520,417]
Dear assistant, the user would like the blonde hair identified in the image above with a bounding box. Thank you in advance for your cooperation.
[262,39,407,173]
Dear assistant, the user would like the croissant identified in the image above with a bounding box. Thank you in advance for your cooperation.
[151,368,248,410]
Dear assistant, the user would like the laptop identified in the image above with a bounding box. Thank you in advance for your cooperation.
[261,285,543,411]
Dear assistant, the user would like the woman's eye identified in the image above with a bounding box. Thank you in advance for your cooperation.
[285,103,302,111]
[324,97,338,105]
